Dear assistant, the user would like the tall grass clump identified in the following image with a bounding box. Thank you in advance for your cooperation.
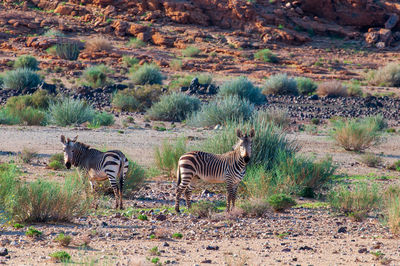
[48,98,95,126]
[112,91,139,112]
[364,114,387,132]
[189,96,254,127]
[0,164,91,222]
[254,49,279,63]
[218,76,265,104]
[317,81,348,97]
[131,64,163,85]
[331,117,382,152]
[43,29,65,37]
[90,112,115,126]
[328,183,381,220]
[0,108,20,125]
[85,37,113,53]
[147,92,200,122]
[189,201,218,218]
[182,46,201,57]
[154,137,187,177]
[3,68,41,90]
[384,186,400,233]
[295,77,317,95]
[122,56,139,68]
[255,109,290,129]
[127,37,146,48]
[263,74,298,95]
[55,42,80,60]
[367,62,400,87]
[13,55,39,70]
[81,65,111,88]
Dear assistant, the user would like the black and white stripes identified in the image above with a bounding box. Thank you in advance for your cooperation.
[175,129,254,213]
[61,135,129,209]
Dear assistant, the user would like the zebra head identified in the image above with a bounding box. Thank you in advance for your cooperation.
[60,135,79,169]
[235,128,255,163]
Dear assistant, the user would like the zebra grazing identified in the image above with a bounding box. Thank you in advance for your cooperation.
[60,135,129,210]
[175,128,255,213]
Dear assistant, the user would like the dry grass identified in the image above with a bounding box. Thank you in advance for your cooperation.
[359,153,382,168]
[317,81,348,97]
[19,147,38,163]
[85,37,113,53]
[384,186,400,234]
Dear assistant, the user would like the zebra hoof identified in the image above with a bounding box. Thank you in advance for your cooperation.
[175,208,180,214]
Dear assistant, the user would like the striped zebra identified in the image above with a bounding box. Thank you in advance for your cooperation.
[60,135,129,210]
[175,128,255,213]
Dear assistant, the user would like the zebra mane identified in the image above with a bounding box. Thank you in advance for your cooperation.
[72,141,90,150]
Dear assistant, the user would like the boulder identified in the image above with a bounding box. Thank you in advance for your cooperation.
[151,31,175,47]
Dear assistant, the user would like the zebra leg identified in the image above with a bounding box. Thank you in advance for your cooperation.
[175,172,192,213]
[226,182,235,212]
[231,184,239,210]
[184,184,195,209]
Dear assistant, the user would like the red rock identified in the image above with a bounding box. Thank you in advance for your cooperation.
[127,24,150,35]
[151,31,175,47]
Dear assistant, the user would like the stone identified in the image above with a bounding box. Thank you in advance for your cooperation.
[205,245,219,250]
[385,13,399,30]
[151,31,175,47]
[201,260,212,264]
[338,227,347,233]
[376,42,385,49]
[0,248,8,256]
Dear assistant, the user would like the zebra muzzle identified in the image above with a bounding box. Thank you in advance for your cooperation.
[65,162,71,169]
[243,156,250,163]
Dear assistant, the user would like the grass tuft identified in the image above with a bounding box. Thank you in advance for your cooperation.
[263,74,298,95]
[14,55,39,70]
[254,49,279,63]
[182,46,201,57]
[317,81,348,97]
[295,77,317,95]
[81,64,111,88]
[48,98,95,126]
[218,76,265,104]
[267,194,296,212]
[131,64,163,85]
[367,62,400,87]
[154,137,187,177]
[3,68,41,91]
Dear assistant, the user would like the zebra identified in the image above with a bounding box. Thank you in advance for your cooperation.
[60,135,129,210]
[175,128,255,213]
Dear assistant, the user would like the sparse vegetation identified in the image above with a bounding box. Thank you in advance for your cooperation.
[317,81,348,97]
[385,186,400,233]
[170,59,182,71]
[138,214,148,221]
[127,37,146,48]
[172,233,183,239]
[189,200,218,218]
[359,153,382,168]
[112,92,139,112]
[255,109,290,129]
[49,251,71,263]
[19,147,38,163]
[131,64,164,85]
[48,98,95,126]
[54,233,72,247]
[263,74,298,95]
[43,29,65,37]
[147,92,201,122]
[122,56,139,68]
[3,68,41,91]
[239,198,269,217]
[90,111,115,127]
[85,37,113,53]
[218,76,265,104]
[81,64,111,88]
[25,226,42,237]
[55,42,80,60]
[254,49,279,63]
[267,194,296,212]
[295,77,317,95]
[124,160,146,194]
[367,62,400,87]
[182,46,201,57]
[154,137,187,177]
[14,55,39,70]
[347,83,363,97]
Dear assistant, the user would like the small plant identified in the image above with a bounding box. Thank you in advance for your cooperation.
[138,214,148,221]
[311,118,320,125]
[171,233,183,239]
[48,160,64,170]
[295,77,317,95]
[182,46,201,57]
[218,76,265,104]
[90,112,115,127]
[85,37,113,53]
[388,160,400,171]
[364,114,387,132]
[14,55,39,70]
[127,37,146,48]
[367,62,400,87]
[48,98,95,126]
[19,148,38,164]
[112,92,139,112]
[386,128,396,133]
[149,246,161,256]
[54,233,72,247]
[189,200,218,218]
[254,49,279,63]
[81,64,111,88]
[150,257,160,264]
[385,186,400,233]
[263,74,298,95]
[122,56,139,67]
[154,137,187,177]
[48,153,65,170]
[347,83,363,97]
[43,29,65,37]
[317,81,348,97]
[49,251,71,263]
[359,153,382,168]
[239,198,269,217]
[147,92,201,122]
[170,59,182,71]
[25,226,42,237]
[3,68,41,90]
[13,223,24,229]
[255,109,290,129]
[267,194,296,212]
[131,64,164,85]
[55,42,80,60]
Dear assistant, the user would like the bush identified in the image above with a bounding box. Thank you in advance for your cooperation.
[317,81,348,97]
[385,186,400,233]
[127,37,146,48]
[131,64,163,85]
[239,198,269,217]
[267,194,296,212]
[359,153,382,167]
[263,74,298,95]
[125,85,164,111]
[14,55,39,70]
[19,148,38,163]
[255,109,290,129]
[55,42,80,60]
[54,233,72,247]
[171,233,183,239]
[81,64,111,88]
[197,74,213,85]
[112,91,139,112]
[388,160,400,171]
[49,251,71,263]
[90,112,115,127]
[6,90,50,114]
[85,37,113,53]
[3,68,41,90]
[154,137,187,177]
[170,59,182,71]
[124,161,146,194]
[347,83,363,97]
[295,77,317,95]
[328,183,381,219]
[364,114,387,132]
[189,201,218,218]
[43,29,65,37]
[50,153,67,166]
[367,62,400,87]
[0,108,19,125]
[331,118,382,152]
[25,226,42,237]
[182,46,201,57]
[48,160,64,170]
[138,214,148,221]
[218,76,265,104]
[189,96,254,127]
[122,56,139,67]
[48,98,95,126]
[254,49,278,63]
[147,92,201,122]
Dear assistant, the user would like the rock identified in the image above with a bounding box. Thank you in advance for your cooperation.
[338,227,347,233]
[358,248,368,254]
[376,42,386,49]
[0,248,8,256]
[205,245,219,250]
[299,245,313,251]
[282,248,291,252]
[151,31,175,47]
[155,214,167,221]
[378,28,392,44]
[385,13,399,30]
[101,221,108,227]
[308,94,319,100]
[163,242,170,247]
[201,260,212,264]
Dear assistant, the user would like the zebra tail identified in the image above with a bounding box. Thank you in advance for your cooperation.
[118,157,125,190]
[176,166,181,186]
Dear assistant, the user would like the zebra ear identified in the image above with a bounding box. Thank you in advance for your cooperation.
[61,135,66,144]
[236,128,242,138]
[249,128,255,138]
[72,135,78,142]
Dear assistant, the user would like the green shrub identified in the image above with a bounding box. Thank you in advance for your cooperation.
[3,68,41,90]
[218,76,265,104]
[122,56,139,67]
[147,92,201,122]
[48,160,64,170]
[90,112,115,127]
[124,161,146,194]
[14,55,39,70]
[172,233,183,239]
[55,42,80,60]
[197,74,213,85]
[182,46,201,57]
[54,233,72,247]
[267,194,296,212]
[131,64,163,85]
[263,74,298,95]
[347,83,363,97]
[170,59,182,71]
[189,96,254,127]
[48,153,64,170]
[331,118,382,152]
[364,114,387,132]
[25,226,42,237]
[311,118,320,125]
[295,77,317,95]
[149,246,160,256]
[48,98,95,126]
[81,64,111,88]
[154,137,187,177]
[138,214,148,221]
[19,147,38,163]
[189,200,217,218]
[367,62,400,87]
[13,223,24,229]
[43,29,65,37]
[328,183,381,219]
[359,153,382,167]
[127,37,146,48]
[116,85,164,111]
[317,81,348,97]
[254,49,278,63]
[239,198,269,217]
[255,109,290,129]
[49,251,71,263]
[0,108,19,125]
[112,91,139,112]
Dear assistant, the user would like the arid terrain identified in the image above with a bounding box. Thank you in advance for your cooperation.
[1,0,400,265]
